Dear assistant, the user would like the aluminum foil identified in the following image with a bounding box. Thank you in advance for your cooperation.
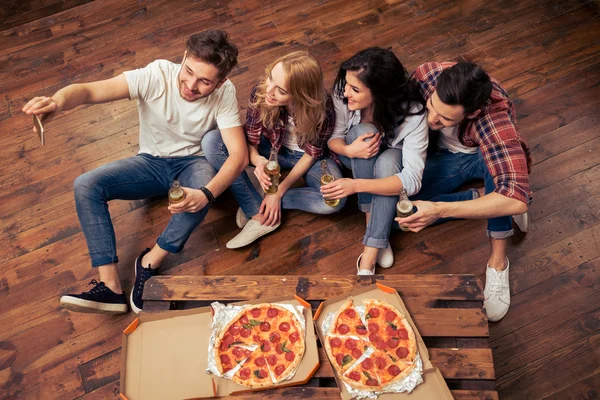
[206,301,306,383]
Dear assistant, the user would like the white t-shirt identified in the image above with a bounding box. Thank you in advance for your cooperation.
[282,116,305,153]
[439,125,478,154]
[123,60,242,157]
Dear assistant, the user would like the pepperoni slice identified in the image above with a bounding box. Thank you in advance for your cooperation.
[330,337,342,348]
[376,339,387,350]
[232,347,244,358]
[344,339,357,350]
[228,325,240,335]
[368,322,379,333]
[267,354,277,366]
[259,369,268,378]
[352,348,362,359]
[356,325,368,335]
[239,315,248,325]
[250,308,262,318]
[397,328,409,340]
[253,334,262,343]
[276,344,284,354]
[279,322,290,332]
[267,308,279,318]
[396,347,409,358]
[223,366,232,373]
[368,308,380,318]
[240,328,251,338]
[254,356,266,367]
[336,353,344,366]
[220,354,231,365]
[289,332,299,343]
[275,365,285,376]
[375,356,387,370]
[261,340,271,352]
[366,378,378,386]
[385,310,397,322]
[270,332,281,343]
[348,371,361,381]
[219,341,229,351]
[362,358,374,370]
[369,333,380,343]
[345,308,356,318]
[244,349,252,358]
[388,365,401,376]
[285,351,295,361]
[260,322,271,332]
[337,324,350,334]
[240,368,251,379]
[386,325,397,336]
[223,334,234,344]
[387,337,400,349]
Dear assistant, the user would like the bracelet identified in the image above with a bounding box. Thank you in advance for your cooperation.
[199,187,215,204]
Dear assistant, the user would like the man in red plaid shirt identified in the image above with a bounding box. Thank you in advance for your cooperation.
[396,62,531,322]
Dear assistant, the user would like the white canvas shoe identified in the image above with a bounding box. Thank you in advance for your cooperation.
[235,207,249,228]
[356,254,375,276]
[512,212,529,233]
[484,258,511,322]
[376,243,394,268]
[226,219,280,249]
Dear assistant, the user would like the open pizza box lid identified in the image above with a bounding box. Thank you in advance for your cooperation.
[120,295,319,399]
[313,283,453,400]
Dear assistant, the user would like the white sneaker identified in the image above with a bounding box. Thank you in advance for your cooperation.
[236,207,249,228]
[226,219,280,249]
[484,258,511,322]
[513,212,529,233]
[356,254,375,276]
[376,243,394,268]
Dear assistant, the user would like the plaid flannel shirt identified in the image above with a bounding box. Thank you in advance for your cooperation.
[244,86,336,161]
[412,62,532,205]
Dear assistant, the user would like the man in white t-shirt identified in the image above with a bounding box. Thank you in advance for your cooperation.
[22,30,248,315]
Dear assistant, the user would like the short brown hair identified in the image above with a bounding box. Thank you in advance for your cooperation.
[185,30,238,79]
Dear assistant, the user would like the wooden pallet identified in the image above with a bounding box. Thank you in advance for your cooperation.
[143,274,498,399]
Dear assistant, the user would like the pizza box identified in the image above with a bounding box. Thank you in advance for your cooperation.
[313,283,453,400]
[119,295,319,400]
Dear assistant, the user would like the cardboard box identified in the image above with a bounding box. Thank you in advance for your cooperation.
[120,296,319,400]
[314,283,453,400]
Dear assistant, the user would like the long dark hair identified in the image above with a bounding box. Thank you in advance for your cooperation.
[333,47,425,134]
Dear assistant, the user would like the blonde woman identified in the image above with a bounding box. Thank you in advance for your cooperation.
[203,51,345,248]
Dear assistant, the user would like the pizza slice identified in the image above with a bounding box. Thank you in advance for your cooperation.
[329,299,370,339]
[343,355,382,390]
[368,347,414,387]
[324,335,371,375]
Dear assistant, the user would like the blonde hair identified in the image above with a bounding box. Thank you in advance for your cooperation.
[251,51,327,146]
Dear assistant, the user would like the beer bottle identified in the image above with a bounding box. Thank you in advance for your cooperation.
[168,180,186,205]
[264,148,281,195]
[396,188,414,232]
[320,160,340,207]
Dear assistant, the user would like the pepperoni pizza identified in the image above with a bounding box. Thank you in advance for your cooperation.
[324,298,418,391]
[215,303,305,388]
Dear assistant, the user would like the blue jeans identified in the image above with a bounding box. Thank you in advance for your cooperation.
[202,130,346,218]
[338,123,404,248]
[74,147,217,267]
[411,149,513,238]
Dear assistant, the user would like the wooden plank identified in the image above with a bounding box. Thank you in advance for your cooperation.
[542,372,600,400]
[79,348,120,393]
[144,274,484,302]
[75,380,120,399]
[451,390,499,400]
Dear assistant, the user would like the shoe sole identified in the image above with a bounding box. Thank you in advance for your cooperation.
[60,297,127,314]
[130,255,143,315]
[226,224,280,249]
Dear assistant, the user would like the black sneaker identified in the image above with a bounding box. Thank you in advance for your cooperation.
[60,280,128,314]
[130,248,158,314]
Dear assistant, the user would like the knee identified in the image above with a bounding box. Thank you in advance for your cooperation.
[74,172,99,200]
[374,153,402,179]
[201,129,226,163]
[321,196,347,214]
[346,123,379,145]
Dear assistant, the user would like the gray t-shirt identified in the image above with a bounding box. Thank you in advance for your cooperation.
[124,59,242,157]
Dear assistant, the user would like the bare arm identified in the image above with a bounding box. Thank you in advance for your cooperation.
[321,175,404,199]
[279,153,314,194]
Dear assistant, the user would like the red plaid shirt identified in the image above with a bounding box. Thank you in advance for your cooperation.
[412,62,532,204]
[244,86,336,160]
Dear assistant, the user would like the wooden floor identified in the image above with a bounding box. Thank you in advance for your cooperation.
[1,0,599,399]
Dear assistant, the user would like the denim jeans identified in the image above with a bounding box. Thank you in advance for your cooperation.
[74,147,217,267]
[411,149,513,238]
[202,130,346,218]
[338,123,404,248]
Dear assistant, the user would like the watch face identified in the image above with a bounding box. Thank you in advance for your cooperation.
[33,114,44,145]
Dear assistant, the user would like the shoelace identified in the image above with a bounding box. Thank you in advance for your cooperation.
[135,265,154,296]
[85,279,105,294]
[488,271,508,296]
